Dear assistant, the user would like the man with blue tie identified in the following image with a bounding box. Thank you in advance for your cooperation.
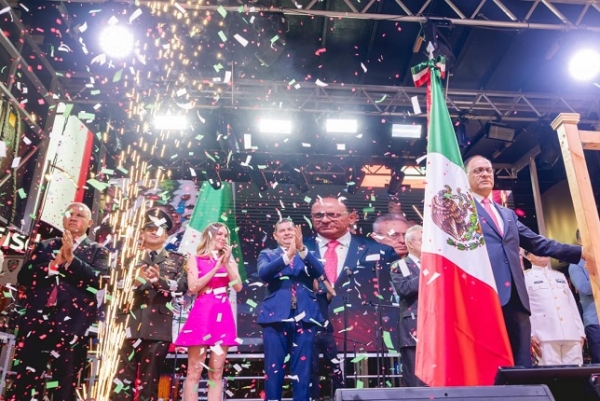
[257,218,331,401]
[465,155,582,367]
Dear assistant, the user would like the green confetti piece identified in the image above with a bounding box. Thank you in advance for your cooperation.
[302,215,313,230]
[383,331,395,350]
[217,5,227,17]
[246,299,257,308]
[350,354,369,363]
[386,380,393,387]
[309,318,322,327]
[288,79,296,86]
[17,188,26,199]
[114,383,123,393]
[128,349,135,361]
[195,134,204,141]
[284,354,290,363]
[218,31,228,41]
[270,35,280,43]
[229,279,240,287]
[356,380,364,389]
[86,179,109,191]
[3,291,10,298]
[220,213,228,222]
[237,5,244,12]
[46,381,59,389]
[166,302,174,311]
[90,89,101,95]
[113,69,123,82]
[86,287,98,294]
[29,213,37,220]
[375,94,387,103]
[213,63,224,73]
[362,207,375,214]
[140,304,147,309]
[63,103,74,117]
[117,166,129,174]
[207,379,217,388]
[333,306,345,314]
[101,168,114,175]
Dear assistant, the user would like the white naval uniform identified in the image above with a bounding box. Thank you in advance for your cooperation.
[525,264,585,365]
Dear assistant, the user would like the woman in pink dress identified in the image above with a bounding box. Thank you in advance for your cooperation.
[174,222,243,401]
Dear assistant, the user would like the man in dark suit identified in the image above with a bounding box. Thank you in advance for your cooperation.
[389,225,425,387]
[113,209,187,401]
[466,155,582,367]
[305,196,397,397]
[7,202,110,401]
[257,218,331,401]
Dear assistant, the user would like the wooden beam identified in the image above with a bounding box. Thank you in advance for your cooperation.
[551,113,600,319]
[579,130,600,150]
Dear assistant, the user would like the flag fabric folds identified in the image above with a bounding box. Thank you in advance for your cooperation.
[178,181,245,281]
[413,57,514,386]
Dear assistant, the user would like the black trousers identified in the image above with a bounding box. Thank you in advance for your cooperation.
[400,346,426,387]
[7,317,89,401]
[311,330,345,400]
[501,290,532,367]
[112,339,170,401]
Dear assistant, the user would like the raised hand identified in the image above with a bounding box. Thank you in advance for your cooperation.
[60,230,75,263]
[294,225,304,250]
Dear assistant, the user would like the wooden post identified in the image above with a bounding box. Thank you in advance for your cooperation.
[551,113,600,318]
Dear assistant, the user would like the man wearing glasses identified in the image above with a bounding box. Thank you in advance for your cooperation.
[389,225,425,387]
[373,213,412,259]
[466,155,582,367]
[306,196,397,398]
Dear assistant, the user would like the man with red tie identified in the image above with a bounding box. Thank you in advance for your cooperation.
[7,202,109,401]
[465,155,582,367]
[257,218,332,401]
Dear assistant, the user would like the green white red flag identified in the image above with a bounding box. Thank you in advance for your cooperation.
[413,57,513,386]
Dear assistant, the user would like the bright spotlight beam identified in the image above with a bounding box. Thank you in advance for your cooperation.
[569,49,600,81]
[99,25,134,59]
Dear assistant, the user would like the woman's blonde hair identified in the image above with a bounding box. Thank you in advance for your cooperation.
[196,222,230,255]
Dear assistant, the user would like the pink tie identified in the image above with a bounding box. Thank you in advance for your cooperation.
[482,198,503,236]
[324,240,340,284]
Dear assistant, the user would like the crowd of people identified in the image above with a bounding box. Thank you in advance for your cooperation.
[1,154,593,401]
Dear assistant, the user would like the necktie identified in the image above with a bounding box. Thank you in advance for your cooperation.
[289,256,297,304]
[149,250,158,263]
[324,240,340,284]
[482,198,503,236]
[46,270,58,307]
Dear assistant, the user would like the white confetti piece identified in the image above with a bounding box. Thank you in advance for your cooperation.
[315,79,328,87]
[234,34,248,47]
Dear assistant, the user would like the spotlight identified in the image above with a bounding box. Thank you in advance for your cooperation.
[259,119,292,134]
[154,114,189,131]
[289,166,309,193]
[99,25,134,59]
[345,166,365,194]
[201,162,222,190]
[387,164,405,196]
[391,124,422,139]
[326,119,358,134]
[569,49,600,81]
[486,122,515,142]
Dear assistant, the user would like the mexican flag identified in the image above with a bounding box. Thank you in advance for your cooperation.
[413,58,513,386]
[178,181,245,280]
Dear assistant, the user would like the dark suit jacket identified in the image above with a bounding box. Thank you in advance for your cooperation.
[17,237,110,338]
[476,201,582,312]
[121,249,187,342]
[256,247,324,325]
[391,255,419,348]
[305,235,399,348]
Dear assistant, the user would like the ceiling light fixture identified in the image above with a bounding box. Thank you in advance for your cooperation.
[99,25,134,59]
[154,115,189,131]
[259,118,292,134]
[391,124,422,139]
[569,49,600,81]
[326,118,357,134]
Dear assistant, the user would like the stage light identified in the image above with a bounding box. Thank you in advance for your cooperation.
[259,118,292,134]
[99,25,134,59]
[201,162,222,190]
[486,122,515,142]
[387,164,405,196]
[345,165,365,194]
[154,114,189,131]
[326,119,357,134]
[391,124,422,139]
[569,49,600,81]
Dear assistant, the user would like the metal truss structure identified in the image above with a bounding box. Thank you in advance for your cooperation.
[138,0,600,32]
[195,78,600,123]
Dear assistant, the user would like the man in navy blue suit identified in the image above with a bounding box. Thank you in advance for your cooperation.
[257,218,332,401]
[466,155,582,367]
[306,196,398,397]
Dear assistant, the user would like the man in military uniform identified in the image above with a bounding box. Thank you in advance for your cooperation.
[112,209,187,401]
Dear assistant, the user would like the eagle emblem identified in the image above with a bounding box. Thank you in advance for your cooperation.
[430,185,485,251]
